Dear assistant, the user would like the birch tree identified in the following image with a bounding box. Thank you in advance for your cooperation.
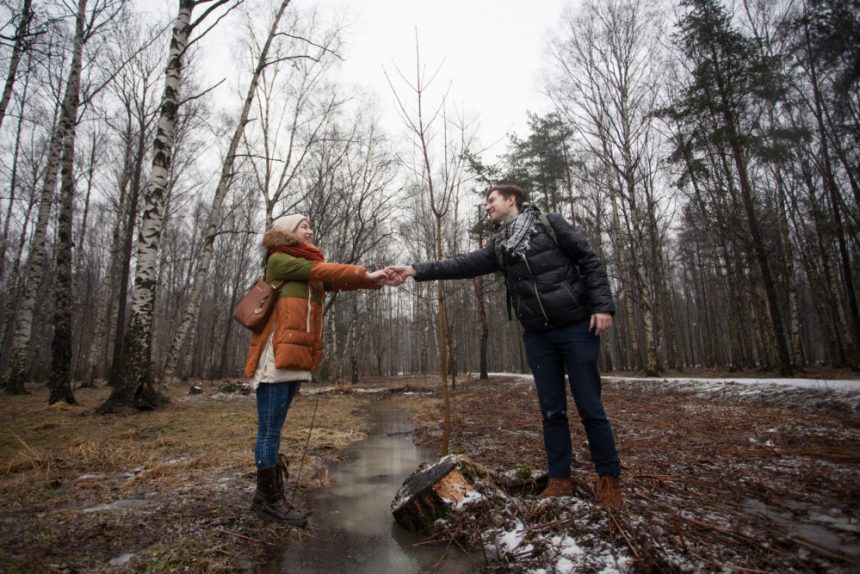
[102,0,240,411]
[161,0,293,382]
[81,20,162,385]
[3,1,86,394]
[547,0,667,375]
[0,0,37,131]
[241,8,345,228]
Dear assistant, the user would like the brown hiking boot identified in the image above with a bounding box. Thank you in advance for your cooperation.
[595,474,622,509]
[538,477,573,498]
[252,457,309,527]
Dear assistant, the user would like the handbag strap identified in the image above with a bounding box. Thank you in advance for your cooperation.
[270,280,286,292]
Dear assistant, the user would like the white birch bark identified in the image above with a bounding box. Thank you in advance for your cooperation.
[102,0,194,409]
[161,0,292,383]
[3,63,71,393]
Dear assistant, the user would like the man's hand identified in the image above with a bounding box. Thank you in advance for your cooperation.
[383,265,416,286]
[589,313,613,336]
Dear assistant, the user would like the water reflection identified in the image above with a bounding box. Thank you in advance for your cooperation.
[259,402,482,573]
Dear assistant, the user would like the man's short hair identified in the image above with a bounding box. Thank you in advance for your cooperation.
[487,184,526,209]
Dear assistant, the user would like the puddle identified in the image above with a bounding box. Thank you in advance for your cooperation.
[258,402,483,573]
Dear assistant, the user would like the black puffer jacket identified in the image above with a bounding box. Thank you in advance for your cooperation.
[413,212,615,332]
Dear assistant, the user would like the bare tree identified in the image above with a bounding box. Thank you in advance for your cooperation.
[160,0,298,382]
[101,0,241,411]
[547,0,668,375]
[0,0,35,131]
[3,1,87,394]
[386,37,475,454]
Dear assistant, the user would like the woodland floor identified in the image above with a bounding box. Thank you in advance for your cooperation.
[406,373,860,573]
[0,373,858,573]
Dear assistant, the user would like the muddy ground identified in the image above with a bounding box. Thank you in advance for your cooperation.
[0,380,378,573]
[0,374,858,573]
[408,374,860,572]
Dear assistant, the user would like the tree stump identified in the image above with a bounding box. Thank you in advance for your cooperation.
[391,454,487,532]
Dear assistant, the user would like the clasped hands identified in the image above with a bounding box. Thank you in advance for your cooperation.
[364,265,415,287]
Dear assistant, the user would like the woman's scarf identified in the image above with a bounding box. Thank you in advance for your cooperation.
[268,242,325,262]
[496,204,539,257]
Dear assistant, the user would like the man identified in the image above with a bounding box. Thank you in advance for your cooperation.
[387,184,622,508]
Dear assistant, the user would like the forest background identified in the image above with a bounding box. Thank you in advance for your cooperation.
[0,0,858,409]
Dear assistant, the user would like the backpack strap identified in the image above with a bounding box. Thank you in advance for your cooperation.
[493,239,513,320]
[493,212,558,322]
[538,212,558,245]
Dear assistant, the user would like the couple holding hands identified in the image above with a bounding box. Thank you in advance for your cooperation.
[244,185,622,528]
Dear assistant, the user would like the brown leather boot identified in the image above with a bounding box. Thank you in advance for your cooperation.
[595,474,622,509]
[538,477,573,498]
[252,457,309,527]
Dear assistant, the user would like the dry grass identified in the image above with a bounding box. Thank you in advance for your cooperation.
[0,380,372,573]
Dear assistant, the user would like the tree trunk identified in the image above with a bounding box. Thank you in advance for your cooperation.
[473,275,489,379]
[434,218,452,455]
[804,25,860,367]
[3,63,70,394]
[775,161,803,368]
[710,44,793,376]
[0,0,33,132]
[82,105,135,386]
[0,55,31,285]
[49,0,89,405]
[102,0,195,411]
[609,182,637,370]
[161,0,292,383]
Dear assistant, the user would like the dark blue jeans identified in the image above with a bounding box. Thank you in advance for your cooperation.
[255,382,299,469]
[523,320,620,478]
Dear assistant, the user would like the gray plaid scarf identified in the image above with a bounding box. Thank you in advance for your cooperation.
[496,204,539,257]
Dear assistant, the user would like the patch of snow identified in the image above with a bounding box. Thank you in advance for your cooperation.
[454,490,484,510]
[498,520,527,551]
[83,499,150,513]
[555,556,575,574]
[602,375,860,392]
[487,372,860,392]
[75,474,105,481]
[109,553,134,566]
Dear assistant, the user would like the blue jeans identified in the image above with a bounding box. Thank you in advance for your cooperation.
[523,320,620,477]
[255,382,299,468]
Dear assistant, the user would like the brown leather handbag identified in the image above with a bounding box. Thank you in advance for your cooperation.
[232,278,286,333]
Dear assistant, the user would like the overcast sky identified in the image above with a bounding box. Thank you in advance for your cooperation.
[317,0,573,155]
[179,0,576,161]
[130,0,581,173]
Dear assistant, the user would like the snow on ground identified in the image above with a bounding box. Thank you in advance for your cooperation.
[488,372,860,392]
[488,372,860,413]
[604,375,860,392]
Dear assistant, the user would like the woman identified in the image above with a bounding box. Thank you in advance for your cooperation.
[244,213,388,527]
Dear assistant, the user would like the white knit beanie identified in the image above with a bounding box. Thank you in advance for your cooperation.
[271,213,309,233]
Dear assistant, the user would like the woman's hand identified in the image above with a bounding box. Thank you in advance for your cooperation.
[366,269,389,284]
